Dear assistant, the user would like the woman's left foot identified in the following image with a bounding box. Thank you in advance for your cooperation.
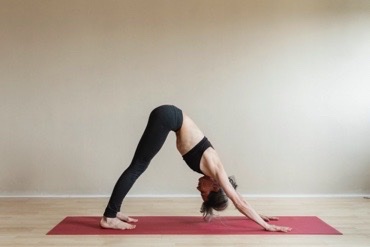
[117,212,138,223]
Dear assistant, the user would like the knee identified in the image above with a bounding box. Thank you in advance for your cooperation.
[127,160,150,178]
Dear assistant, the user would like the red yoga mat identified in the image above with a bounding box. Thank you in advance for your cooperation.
[47,216,342,235]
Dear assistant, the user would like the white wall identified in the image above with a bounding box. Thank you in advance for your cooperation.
[1,0,369,197]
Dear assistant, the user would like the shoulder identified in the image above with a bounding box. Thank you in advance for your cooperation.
[200,147,223,177]
[200,150,241,203]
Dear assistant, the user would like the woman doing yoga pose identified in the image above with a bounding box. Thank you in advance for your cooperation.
[101,105,292,232]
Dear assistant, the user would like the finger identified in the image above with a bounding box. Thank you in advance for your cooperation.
[260,215,270,222]
[281,227,292,232]
[266,225,278,231]
[269,216,279,221]
[262,217,270,222]
[269,225,292,232]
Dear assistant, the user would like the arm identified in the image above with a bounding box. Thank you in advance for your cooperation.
[218,169,291,232]
[215,168,269,229]
[201,150,291,232]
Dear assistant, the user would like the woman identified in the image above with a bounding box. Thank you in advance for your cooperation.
[101,105,292,232]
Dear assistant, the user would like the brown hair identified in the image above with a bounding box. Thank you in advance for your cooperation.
[200,176,238,222]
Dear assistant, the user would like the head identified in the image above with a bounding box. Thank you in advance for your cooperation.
[197,175,238,222]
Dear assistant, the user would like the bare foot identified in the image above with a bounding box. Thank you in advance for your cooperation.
[100,217,136,230]
[117,212,138,223]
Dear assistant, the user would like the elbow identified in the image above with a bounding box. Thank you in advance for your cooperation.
[233,198,254,215]
[233,200,243,209]
[233,199,250,211]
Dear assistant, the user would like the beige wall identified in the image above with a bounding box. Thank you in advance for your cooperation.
[1,0,369,197]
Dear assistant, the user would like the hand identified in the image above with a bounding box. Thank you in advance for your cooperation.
[259,214,279,222]
[265,224,292,232]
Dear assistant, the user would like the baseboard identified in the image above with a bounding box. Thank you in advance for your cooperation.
[0,194,369,198]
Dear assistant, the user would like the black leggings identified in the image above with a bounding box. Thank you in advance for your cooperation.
[104,105,183,218]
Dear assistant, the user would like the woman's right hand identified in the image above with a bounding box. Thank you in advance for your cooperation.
[265,224,292,232]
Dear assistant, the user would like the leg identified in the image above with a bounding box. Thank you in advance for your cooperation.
[101,106,183,229]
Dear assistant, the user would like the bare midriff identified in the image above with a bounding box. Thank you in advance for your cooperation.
[176,113,205,156]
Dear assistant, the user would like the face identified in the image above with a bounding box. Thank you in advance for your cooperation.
[197,176,221,201]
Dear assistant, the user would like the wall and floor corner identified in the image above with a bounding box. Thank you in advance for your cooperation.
[0,0,369,198]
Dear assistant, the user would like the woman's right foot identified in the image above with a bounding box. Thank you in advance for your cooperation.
[100,217,136,230]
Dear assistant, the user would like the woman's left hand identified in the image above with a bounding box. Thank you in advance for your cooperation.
[259,214,279,222]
